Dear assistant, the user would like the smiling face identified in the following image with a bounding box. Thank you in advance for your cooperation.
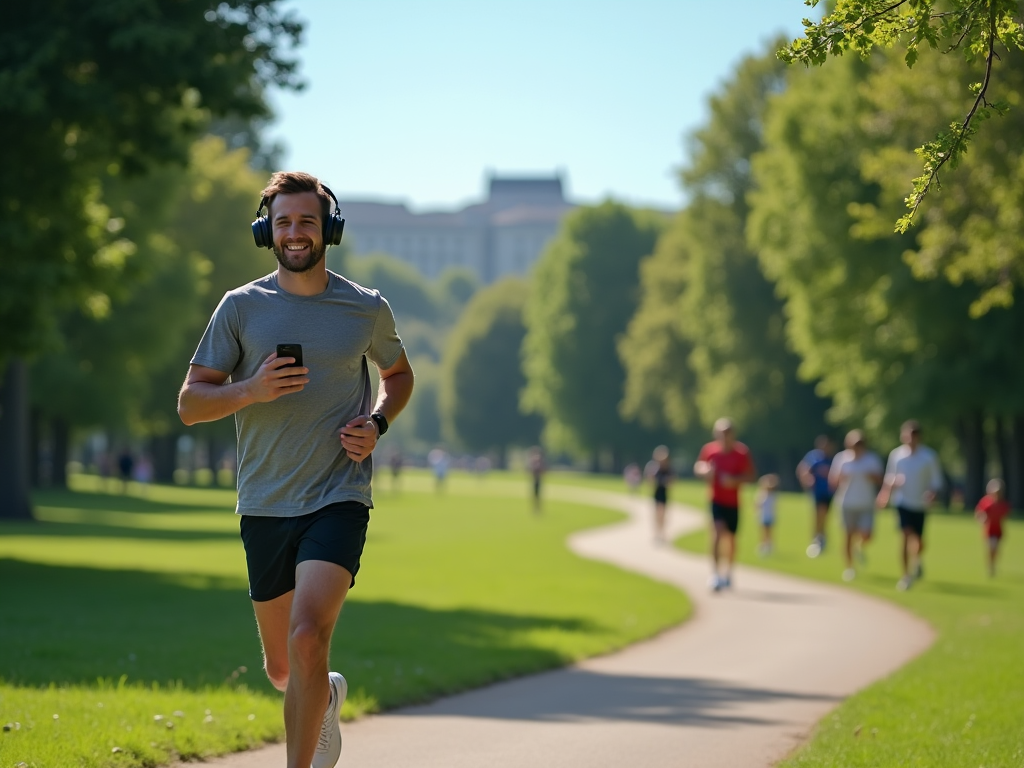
[270,191,326,273]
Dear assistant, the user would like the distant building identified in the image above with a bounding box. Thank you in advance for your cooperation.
[339,174,575,283]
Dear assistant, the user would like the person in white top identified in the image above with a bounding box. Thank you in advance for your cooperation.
[829,430,883,581]
[876,420,944,591]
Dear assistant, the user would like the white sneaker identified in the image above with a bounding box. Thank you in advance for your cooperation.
[896,575,913,592]
[312,672,347,768]
[805,541,822,559]
[708,574,722,592]
[842,568,856,582]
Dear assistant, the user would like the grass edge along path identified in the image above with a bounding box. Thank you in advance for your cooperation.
[674,482,1024,768]
[0,473,690,768]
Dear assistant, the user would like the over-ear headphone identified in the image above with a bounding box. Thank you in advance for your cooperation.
[251,185,346,249]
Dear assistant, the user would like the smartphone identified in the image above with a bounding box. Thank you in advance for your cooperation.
[276,344,303,375]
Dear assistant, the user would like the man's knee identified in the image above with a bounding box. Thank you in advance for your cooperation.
[264,657,289,692]
[288,618,333,670]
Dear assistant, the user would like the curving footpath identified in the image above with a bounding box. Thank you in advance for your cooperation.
[202,487,934,768]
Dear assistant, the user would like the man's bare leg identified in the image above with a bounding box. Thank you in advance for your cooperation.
[252,590,294,692]
[253,560,351,768]
[710,519,723,571]
[723,530,736,573]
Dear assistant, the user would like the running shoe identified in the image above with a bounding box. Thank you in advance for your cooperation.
[896,575,913,592]
[720,573,732,589]
[805,540,822,559]
[913,561,924,580]
[842,568,856,582]
[708,574,722,592]
[312,672,347,768]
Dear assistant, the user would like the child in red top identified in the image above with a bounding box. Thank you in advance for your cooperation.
[975,478,1011,577]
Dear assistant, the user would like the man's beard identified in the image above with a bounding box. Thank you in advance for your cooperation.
[274,240,326,273]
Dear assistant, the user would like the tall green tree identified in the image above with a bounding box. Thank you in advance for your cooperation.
[0,0,302,516]
[30,136,275,486]
[30,163,211,485]
[521,202,666,465]
[440,278,542,460]
[749,52,1024,506]
[620,47,830,477]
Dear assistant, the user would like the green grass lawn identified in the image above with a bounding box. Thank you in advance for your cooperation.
[0,471,687,768]
[675,481,1024,768]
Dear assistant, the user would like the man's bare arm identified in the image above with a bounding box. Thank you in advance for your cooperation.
[177,353,309,426]
[372,349,415,423]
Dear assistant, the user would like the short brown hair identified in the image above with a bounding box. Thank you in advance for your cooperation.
[261,171,332,224]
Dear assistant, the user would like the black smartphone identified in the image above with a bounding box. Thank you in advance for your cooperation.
[276,343,303,374]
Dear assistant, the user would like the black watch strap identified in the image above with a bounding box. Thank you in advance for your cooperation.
[370,412,389,436]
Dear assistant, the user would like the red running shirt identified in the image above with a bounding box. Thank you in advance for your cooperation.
[975,496,1011,537]
[698,441,754,508]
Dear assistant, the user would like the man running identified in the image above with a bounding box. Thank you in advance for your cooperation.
[178,171,414,768]
[876,420,943,591]
[694,418,756,591]
[797,435,835,558]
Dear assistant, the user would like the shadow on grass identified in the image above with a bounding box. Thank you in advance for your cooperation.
[0,520,240,542]
[919,580,1006,598]
[0,559,596,711]
[405,667,839,727]
[31,488,231,514]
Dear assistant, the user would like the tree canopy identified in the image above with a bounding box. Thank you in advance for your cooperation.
[0,0,302,362]
[440,278,542,457]
[521,202,666,463]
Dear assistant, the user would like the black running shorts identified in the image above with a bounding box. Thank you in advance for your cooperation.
[897,506,926,538]
[711,502,739,534]
[239,501,370,602]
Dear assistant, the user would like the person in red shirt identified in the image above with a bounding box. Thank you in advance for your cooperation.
[694,418,757,591]
[975,478,1011,577]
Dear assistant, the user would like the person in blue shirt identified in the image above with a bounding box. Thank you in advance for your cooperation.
[797,435,835,558]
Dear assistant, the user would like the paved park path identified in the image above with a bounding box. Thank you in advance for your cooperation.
[204,486,934,767]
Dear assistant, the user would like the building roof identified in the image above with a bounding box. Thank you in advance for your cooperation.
[338,174,572,230]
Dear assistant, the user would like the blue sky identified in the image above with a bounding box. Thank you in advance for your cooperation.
[268,1,817,211]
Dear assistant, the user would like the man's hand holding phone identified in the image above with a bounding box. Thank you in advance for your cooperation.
[246,348,309,403]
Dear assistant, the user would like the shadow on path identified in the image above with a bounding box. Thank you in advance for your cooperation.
[407,668,839,728]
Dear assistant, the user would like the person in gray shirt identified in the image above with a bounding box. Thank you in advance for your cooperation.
[178,171,414,768]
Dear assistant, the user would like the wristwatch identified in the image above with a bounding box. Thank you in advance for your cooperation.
[370,412,389,436]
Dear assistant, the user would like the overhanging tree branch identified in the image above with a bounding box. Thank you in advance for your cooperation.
[780,0,1023,230]
[897,7,999,231]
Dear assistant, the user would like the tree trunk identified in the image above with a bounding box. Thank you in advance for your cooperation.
[1009,416,1024,513]
[52,416,70,489]
[994,416,1012,503]
[0,360,34,519]
[29,407,42,488]
[958,411,987,510]
[150,433,177,484]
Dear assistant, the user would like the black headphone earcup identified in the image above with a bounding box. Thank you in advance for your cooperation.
[324,214,345,246]
[252,216,272,248]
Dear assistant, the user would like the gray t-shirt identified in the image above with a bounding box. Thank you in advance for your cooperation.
[190,271,404,516]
